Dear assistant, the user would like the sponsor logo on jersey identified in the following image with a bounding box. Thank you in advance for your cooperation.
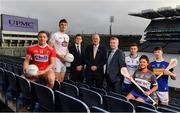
[34,54,48,62]
[135,78,151,90]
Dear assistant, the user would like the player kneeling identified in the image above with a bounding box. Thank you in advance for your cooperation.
[23,31,56,88]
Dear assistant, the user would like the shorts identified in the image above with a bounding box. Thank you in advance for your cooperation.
[122,83,133,93]
[157,91,169,104]
[53,58,66,73]
[130,89,150,102]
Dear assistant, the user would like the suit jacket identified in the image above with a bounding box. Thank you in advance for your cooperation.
[85,44,106,74]
[69,44,85,70]
[106,48,126,82]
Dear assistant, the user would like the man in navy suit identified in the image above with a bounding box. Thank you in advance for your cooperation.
[69,34,85,83]
[105,37,126,93]
[84,34,106,88]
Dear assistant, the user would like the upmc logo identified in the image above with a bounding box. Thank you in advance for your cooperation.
[2,14,38,32]
[8,19,34,28]
[34,54,48,62]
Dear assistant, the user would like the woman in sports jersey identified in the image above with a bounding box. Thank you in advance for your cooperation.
[23,31,56,88]
[127,55,158,103]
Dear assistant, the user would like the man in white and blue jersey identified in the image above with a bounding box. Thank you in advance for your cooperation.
[122,43,140,94]
[150,46,176,105]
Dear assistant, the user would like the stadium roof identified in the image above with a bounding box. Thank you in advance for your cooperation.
[129,6,180,19]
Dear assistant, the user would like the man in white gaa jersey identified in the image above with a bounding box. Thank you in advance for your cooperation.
[49,19,69,82]
[122,43,140,94]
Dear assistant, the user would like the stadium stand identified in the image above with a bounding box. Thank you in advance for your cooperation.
[129,6,180,53]
[1,55,180,112]
[143,42,167,52]
[164,42,180,54]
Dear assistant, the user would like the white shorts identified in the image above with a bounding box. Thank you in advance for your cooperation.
[157,91,169,104]
[53,58,66,73]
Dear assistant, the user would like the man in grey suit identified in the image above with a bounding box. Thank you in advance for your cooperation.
[105,37,126,93]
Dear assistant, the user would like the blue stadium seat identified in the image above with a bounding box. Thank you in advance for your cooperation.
[157,107,179,113]
[63,79,75,85]
[107,91,127,101]
[55,90,90,112]
[135,106,159,112]
[5,71,20,111]
[129,99,156,110]
[0,68,5,90]
[16,76,34,112]
[53,80,61,91]
[103,95,134,112]
[159,103,180,112]
[75,82,90,89]
[61,82,79,98]
[91,86,107,96]
[79,87,103,107]
[31,82,55,112]
[90,106,110,113]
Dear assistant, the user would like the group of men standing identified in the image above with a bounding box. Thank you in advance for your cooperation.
[23,18,176,105]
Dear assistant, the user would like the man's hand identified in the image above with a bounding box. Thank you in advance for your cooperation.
[35,70,45,77]
[163,69,172,76]
[23,68,28,75]
[91,66,97,71]
[57,55,65,62]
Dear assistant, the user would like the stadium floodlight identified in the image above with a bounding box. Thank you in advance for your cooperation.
[141,9,154,14]
[109,16,114,37]
[158,6,172,11]
[177,5,180,9]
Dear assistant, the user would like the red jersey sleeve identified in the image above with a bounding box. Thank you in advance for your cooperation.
[50,48,56,58]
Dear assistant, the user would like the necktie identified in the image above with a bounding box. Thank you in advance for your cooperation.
[93,46,97,59]
[107,50,114,65]
[77,45,80,55]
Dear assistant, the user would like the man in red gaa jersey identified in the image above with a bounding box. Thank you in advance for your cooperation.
[23,31,56,88]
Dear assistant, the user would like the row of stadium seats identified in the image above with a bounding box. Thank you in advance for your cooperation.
[0,55,180,112]
[143,42,167,52]
[140,42,180,54]
[145,18,180,33]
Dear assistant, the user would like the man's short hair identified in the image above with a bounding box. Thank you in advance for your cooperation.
[110,37,119,42]
[130,43,138,48]
[153,46,163,52]
[59,19,68,25]
[75,34,82,37]
[37,31,49,38]
[75,34,82,39]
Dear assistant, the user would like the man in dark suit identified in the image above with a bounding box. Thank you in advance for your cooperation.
[105,37,126,93]
[85,34,106,88]
[69,34,85,83]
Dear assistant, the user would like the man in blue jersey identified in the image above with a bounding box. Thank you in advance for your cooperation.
[150,46,176,105]
[122,43,139,94]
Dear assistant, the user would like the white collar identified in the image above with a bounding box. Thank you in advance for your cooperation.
[75,44,81,47]
[155,59,164,62]
[93,44,99,48]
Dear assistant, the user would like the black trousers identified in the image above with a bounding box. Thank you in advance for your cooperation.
[105,74,124,94]
[85,72,104,88]
[70,70,84,83]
